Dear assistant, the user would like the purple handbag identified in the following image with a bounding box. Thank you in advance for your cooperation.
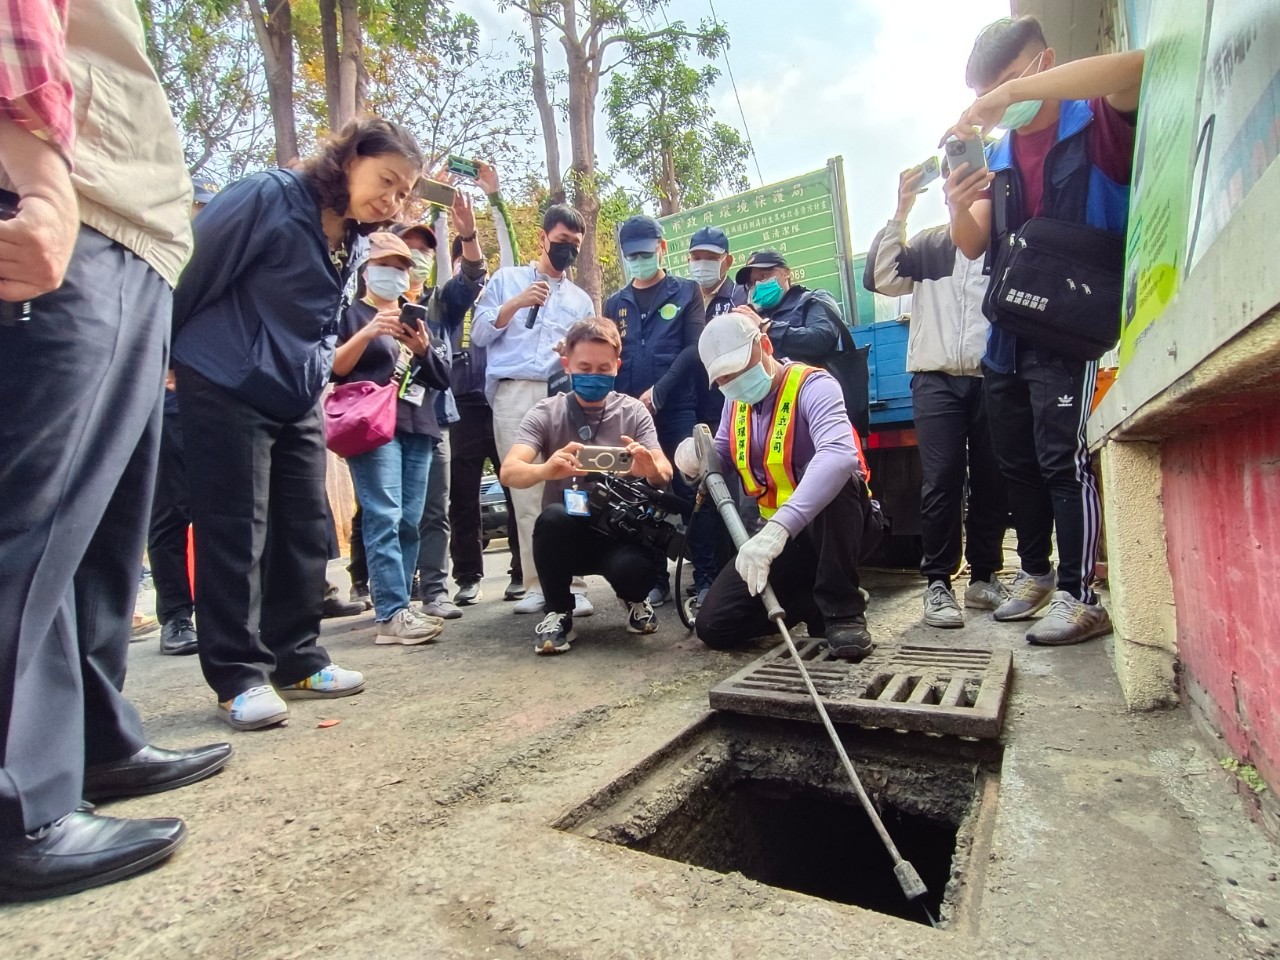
[323,380,398,458]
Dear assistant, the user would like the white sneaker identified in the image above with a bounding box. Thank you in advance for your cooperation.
[279,663,366,699]
[420,597,463,620]
[514,590,546,615]
[573,592,594,617]
[922,582,964,628]
[994,568,1057,621]
[218,685,288,731]
[1026,592,1113,646]
[965,577,1011,611]
[376,607,444,645]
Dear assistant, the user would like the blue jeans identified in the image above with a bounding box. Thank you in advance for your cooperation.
[349,432,434,621]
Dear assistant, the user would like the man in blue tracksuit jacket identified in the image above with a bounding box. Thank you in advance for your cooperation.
[605,215,707,606]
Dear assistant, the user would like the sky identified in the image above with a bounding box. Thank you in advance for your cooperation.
[458,0,1012,251]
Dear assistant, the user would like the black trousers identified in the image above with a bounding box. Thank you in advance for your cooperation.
[175,365,332,702]
[148,405,194,623]
[532,504,664,614]
[654,408,720,591]
[0,227,160,835]
[448,398,521,585]
[912,372,1008,583]
[983,348,1101,603]
[697,480,870,650]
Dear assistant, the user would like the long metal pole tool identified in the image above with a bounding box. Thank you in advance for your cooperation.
[692,425,936,927]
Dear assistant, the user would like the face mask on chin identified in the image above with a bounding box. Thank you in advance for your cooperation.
[998,52,1046,130]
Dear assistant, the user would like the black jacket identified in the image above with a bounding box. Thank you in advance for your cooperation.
[760,284,844,365]
[172,169,362,421]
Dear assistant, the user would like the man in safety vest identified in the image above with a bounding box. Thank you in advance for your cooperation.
[674,311,878,661]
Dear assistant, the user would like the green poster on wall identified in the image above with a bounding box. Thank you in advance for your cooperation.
[1118,0,1210,367]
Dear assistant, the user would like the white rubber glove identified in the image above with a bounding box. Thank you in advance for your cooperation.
[735,520,789,597]
[673,436,704,484]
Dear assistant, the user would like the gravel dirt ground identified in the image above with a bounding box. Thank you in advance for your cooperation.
[3,543,1279,960]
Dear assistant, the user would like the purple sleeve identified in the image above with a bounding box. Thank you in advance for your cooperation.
[1088,96,1137,185]
[771,374,859,538]
[714,401,733,475]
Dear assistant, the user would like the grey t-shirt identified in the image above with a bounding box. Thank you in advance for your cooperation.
[512,391,661,508]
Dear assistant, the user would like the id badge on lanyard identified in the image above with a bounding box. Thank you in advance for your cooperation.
[395,348,426,407]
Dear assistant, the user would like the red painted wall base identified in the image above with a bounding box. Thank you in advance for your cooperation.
[1163,413,1280,793]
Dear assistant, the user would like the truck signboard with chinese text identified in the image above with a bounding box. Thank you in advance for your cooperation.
[656,158,856,323]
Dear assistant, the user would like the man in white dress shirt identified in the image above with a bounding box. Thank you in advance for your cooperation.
[471,204,596,614]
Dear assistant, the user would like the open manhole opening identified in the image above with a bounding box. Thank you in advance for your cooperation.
[557,713,1000,929]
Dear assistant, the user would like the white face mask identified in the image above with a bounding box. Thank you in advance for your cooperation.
[689,259,724,289]
[366,264,410,301]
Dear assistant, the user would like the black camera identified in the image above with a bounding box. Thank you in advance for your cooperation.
[587,474,689,562]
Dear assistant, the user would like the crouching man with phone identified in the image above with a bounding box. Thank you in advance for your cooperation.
[334,231,452,644]
[502,319,675,655]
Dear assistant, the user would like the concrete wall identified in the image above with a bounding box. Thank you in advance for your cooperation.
[1162,415,1280,792]
[1098,442,1178,710]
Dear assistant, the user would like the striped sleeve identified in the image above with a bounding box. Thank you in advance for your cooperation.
[0,0,74,162]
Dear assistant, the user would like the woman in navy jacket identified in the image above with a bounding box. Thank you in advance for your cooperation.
[171,118,424,732]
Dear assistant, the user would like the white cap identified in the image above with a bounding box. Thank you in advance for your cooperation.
[699,311,762,385]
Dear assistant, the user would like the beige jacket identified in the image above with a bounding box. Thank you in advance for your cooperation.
[59,0,192,286]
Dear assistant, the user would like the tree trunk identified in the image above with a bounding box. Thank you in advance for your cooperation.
[658,146,680,216]
[247,0,299,166]
[563,32,602,307]
[318,0,341,127]
[529,7,564,203]
[336,0,364,127]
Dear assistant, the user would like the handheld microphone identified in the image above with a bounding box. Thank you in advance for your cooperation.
[525,303,540,329]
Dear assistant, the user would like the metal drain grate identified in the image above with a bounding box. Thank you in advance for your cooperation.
[708,641,1012,739]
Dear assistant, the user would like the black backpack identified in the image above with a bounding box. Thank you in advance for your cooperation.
[798,291,871,439]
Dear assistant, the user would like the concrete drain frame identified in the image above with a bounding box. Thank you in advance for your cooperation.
[555,712,1001,931]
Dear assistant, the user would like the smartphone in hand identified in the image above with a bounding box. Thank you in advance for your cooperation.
[413,178,457,207]
[916,156,941,191]
[399,302,428,334]
[446,155,480,179]
[944,136,987,178]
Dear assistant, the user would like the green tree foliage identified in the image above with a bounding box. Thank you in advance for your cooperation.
[604,35,749,215]
[137,0,274,179]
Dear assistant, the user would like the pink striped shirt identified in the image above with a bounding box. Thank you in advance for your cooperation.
[0,0,73,162]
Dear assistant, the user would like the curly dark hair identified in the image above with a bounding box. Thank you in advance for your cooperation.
[301,117,424,228]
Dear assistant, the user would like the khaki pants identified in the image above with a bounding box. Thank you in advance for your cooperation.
[491,379,550,594]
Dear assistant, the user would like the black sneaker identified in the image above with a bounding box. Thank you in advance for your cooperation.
[322,595,365,619]
[627,600,658,635]
[825,616,873,662]
[504,577,526,601]
[454,580,483,606]
[533,611,574,655]
[159,618,198,656]
[349,582,372,610]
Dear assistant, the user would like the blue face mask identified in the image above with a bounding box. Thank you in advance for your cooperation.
[750,277,785,311]
[720,362,773,406]
[572,373,615,403]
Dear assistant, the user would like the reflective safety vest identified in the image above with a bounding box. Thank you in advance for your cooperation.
[731,364,820,519]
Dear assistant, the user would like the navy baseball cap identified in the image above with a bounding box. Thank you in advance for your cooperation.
[689,226,729,255]
[191,176,219,205]
[618,215,664,256]
[734,249,788,285]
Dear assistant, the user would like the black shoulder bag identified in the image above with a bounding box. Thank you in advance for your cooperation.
[800,291,871,439]
[985,215,1125,362]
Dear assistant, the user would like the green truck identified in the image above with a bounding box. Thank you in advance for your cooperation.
[657,160,924,566]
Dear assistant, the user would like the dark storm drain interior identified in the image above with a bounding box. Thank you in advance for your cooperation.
[555,713,1001,928]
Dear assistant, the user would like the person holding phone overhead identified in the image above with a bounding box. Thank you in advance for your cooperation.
[334,231,452,644]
